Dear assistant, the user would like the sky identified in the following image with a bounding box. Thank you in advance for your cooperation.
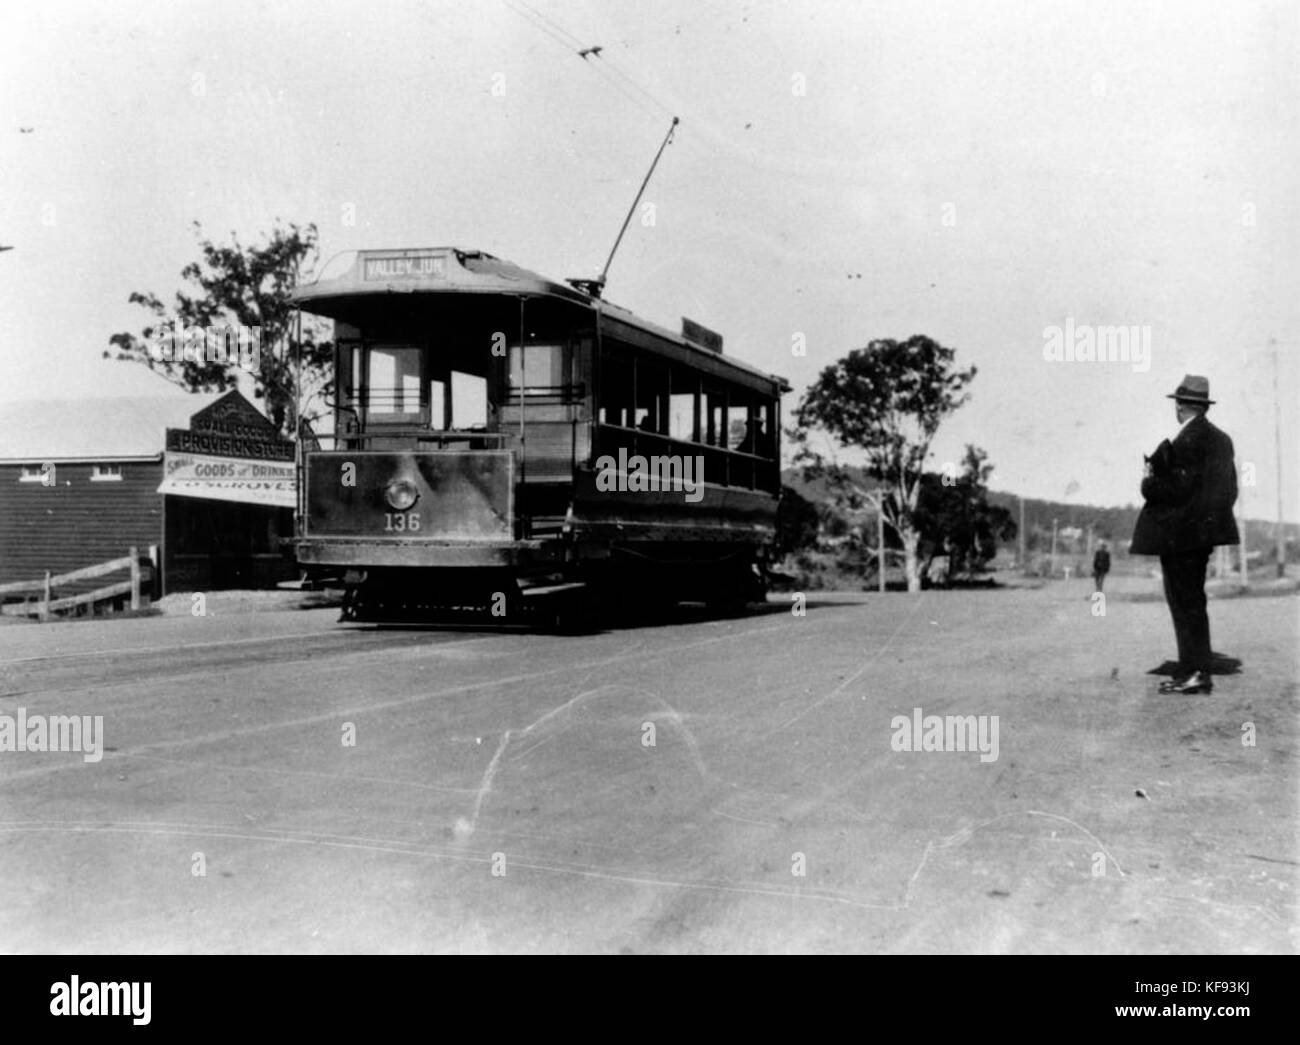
[1,0,1296,519]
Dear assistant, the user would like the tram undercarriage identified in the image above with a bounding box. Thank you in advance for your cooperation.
[325,542,769,629]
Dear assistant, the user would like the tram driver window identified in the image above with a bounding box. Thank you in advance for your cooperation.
[429,379,446,429]
[367,345,422,418]
[451,371,488,429]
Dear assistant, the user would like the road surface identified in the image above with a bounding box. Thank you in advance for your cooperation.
[1,579,1295,953]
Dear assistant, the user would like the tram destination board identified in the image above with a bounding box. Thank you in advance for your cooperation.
[362,253,447,281]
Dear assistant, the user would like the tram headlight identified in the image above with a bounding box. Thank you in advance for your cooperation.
[384,478,419,511]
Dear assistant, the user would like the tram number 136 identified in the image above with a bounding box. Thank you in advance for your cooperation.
[383,512,421,532]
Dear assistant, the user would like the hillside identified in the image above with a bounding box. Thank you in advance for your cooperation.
[781,467,1296,561]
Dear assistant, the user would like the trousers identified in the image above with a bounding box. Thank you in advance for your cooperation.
[1159,547,1213,673]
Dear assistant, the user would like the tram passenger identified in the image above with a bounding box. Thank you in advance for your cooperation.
[737,418,773,457]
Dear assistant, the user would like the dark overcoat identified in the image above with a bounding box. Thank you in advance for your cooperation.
[1130,413,1239,555]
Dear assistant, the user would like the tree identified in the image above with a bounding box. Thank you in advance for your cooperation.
[915,445,1017,580]
[791,335,976,592]
[105,221,332,436]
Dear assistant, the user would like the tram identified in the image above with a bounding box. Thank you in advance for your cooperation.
[292,247,789,624]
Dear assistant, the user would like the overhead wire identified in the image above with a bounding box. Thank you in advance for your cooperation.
[506,0,676,119]
[499,0,677,123]
[500,0,662,120]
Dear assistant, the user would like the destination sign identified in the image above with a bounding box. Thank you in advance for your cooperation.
[682,317,723,354]
[363,255,447,281]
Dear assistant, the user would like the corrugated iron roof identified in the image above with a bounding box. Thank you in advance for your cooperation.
[0,394,224,462]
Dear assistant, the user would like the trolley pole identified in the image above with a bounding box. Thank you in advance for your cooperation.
[596,116,679,294]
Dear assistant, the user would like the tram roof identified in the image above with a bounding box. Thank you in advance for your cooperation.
[292,247,790,393]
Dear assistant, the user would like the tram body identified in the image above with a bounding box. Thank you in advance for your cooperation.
[292,247,788,621]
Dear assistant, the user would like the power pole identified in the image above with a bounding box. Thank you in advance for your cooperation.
[1018,495,1026,571]
[1273,340,1286,577]
[1239,506,1250,589]
[866,490,887,593]
[877,496,886,593]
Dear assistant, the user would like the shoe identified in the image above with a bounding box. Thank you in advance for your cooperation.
[1162,671,1213,695]
[1157,675,1187,693]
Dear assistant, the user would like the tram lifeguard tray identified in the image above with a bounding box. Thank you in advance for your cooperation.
[305,451,513,541]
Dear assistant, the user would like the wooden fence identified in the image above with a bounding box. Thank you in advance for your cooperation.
[0,547,154,619]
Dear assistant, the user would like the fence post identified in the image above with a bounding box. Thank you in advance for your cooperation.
[130,546,141,610]
[40,570,52,620]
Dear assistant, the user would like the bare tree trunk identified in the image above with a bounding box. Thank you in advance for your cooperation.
[902,527,922,592]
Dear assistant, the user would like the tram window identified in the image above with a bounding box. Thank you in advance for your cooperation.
[598,351,635,427]
[429,379,446,429]
[635,361,668,433]
[451,371,488,429]
[508,343,565,394]
[727,403,751,451]
[367,345,422,416]
[669,391,695,442]
[702,388,727,447]
[761,401,777,457]
[336,341,357,405]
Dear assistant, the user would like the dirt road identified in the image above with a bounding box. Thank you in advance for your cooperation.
[1,580,1295,953]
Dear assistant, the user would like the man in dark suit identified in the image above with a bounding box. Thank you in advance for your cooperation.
[1092,542,1111,593]
[1130,375,1239,694]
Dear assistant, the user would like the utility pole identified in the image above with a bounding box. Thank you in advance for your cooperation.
[877,495,886,593]
[1018,495,1026,571]
[1272,340,1286,577]
[866,490,886,593]
[1239,506,1250,589]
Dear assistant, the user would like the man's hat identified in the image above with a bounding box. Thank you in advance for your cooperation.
[1166,374,1215,405]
